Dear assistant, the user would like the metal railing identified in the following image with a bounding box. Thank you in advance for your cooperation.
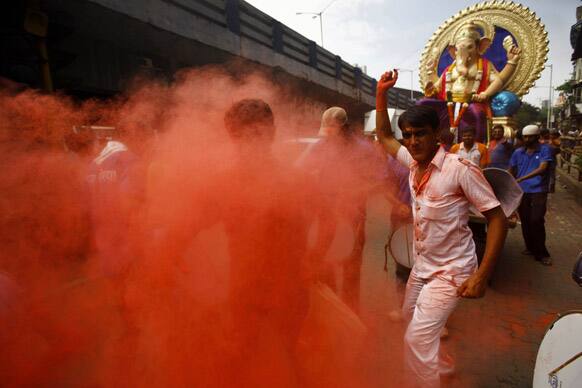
[163,0,377,97]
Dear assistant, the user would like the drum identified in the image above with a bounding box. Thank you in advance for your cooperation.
[533,311,582,388]
[482,167,523,217]
[389,223,414,270]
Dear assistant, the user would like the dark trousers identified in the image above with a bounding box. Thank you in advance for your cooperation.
[518,192,551,259]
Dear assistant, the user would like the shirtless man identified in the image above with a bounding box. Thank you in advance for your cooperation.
[144,98,331,387]
[376,70,508,387]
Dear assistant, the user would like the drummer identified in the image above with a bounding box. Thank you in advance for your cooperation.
[375,69,508,387]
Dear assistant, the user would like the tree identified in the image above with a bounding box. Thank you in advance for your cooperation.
[514,101,543,129]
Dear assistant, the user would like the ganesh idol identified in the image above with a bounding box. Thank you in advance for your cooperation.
[419,20,521,142]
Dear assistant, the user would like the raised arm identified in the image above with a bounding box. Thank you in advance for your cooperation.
[376,69,402,157]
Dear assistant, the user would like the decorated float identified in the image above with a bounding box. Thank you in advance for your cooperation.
[418,1,549,143]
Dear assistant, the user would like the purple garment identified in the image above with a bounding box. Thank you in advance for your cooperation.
[488,139,513,169]
[417,98,488,143]
[385,154,411,206]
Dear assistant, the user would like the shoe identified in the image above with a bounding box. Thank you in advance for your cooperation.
[522,249,533,256]
[541,257,552,266]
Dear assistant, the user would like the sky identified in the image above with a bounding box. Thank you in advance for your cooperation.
[245,0,579,107]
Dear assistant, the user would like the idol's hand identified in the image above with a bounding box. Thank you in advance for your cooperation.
[503,36,521,63]
[377,69,399,96]
[425,57,436,72]
[457,272,488,298]
[507,46,521,63]
[424,81,436,97]
[472,92,488,103]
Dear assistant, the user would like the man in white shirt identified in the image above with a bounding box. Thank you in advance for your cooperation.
[449,127,488,168]
[376,70,508,387]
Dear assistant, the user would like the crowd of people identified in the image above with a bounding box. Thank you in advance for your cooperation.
[0,66,566,387]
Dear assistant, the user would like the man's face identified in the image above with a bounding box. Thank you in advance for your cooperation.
[402,125,438,163]
[523,134,539,147]
[232,123,275,157]
[462,131,475,147]
[492,127,504,140]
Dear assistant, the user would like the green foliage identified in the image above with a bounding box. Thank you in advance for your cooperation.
[514,101,543,129]
[555,77,574,94]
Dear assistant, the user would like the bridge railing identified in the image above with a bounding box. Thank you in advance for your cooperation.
[166,0,377,97]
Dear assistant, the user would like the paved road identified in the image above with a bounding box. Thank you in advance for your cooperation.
[354,181,582,387]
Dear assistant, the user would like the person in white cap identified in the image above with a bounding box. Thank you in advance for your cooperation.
[509,124,554,265]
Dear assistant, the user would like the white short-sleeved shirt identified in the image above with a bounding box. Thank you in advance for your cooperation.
[396,146,500,280]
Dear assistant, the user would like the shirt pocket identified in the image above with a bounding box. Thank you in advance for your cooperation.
[419,204,459,256]
[420,204,453,221]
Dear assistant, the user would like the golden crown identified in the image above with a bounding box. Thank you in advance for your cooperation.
[452,21,494,45]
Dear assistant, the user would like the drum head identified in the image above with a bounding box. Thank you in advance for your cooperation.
[483,168,524,217]
[389,224,414,269]
[533,311,582,388]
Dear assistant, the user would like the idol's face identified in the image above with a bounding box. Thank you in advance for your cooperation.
[455,38,479,65]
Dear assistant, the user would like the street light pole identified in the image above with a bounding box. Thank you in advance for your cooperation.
[319,13,324,47]
[547,64,553,129]
[397,68,415,102]
[296,0,339,48]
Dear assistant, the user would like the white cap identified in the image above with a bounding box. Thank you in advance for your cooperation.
[319,107,347,137]
[522,124,540,136]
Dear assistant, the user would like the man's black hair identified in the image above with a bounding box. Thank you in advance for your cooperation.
[398,105,440,131]
[224,98,274,140]
[492,124,504,130]
[461,126,476,134]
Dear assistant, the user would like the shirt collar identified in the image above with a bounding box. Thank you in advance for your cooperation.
[431,145,446,170]
[464,142,477,153]
[409,146,446,171]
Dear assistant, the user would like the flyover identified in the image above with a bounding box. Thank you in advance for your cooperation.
[0,0,421,118]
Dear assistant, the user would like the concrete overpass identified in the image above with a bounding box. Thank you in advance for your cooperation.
[0,0,421,117]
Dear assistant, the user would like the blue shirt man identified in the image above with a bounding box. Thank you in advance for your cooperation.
[509,143,553,193]
[509,125,553,265]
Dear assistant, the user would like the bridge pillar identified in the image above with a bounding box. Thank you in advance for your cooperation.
[272,21,283,53]
[308,41,317,67]
[225,0,240,35]
[354,67,362,90]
